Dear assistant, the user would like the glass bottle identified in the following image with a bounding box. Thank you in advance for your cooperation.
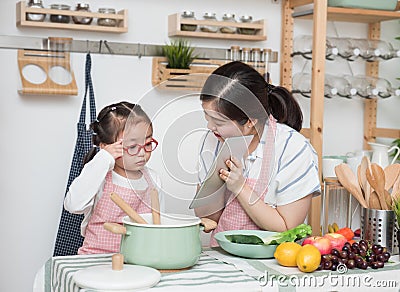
[327,37,360,61]
[238,15,255,35]
[344,75,376,99]
[251,48,261,68]
[292,73,312,98]
[230,45,240,61]
[180,11,197,31]
[325,74,357,98]
[97,8,117,27]
[220,13,236,34]
[364,76,400,98]
[200,13,218,33]
[26,0,46,22]
[241,47,251,63]
[72,3,93,25]
[293,35,339,60]
[50,4,71,23]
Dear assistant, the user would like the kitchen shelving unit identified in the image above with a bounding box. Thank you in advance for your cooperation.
[168,13,266,41]
[16,1,128,33]
[280,0,400,235]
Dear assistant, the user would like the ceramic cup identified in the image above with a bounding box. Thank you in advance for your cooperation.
[322,156,346,178]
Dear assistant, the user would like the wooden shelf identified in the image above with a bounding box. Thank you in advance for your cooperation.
[16,1,128,33]
[168,13,266,41]
[294,6,400,23]
[152,57,266,91]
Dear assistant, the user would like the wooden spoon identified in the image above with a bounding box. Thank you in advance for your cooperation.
[357,165,367,207]
[335,163,368,208]
[359,156,371,208]
[150,188,161,225]
[367,164,389,210]
[369,191,382,210]
[384,164,400,192]
[110,192,148,224]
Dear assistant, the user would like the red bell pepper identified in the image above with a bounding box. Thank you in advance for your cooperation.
[335,227,355,241]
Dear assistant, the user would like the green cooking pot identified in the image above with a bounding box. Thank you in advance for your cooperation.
[105,213,209,270]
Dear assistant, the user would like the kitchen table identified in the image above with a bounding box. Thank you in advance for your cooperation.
[34,248,400,292]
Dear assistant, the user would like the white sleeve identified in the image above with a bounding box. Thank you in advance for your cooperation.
[267,134,321,206]
[64,149,115,214]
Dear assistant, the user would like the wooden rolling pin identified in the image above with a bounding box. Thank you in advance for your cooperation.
[110,192,148,224]
[150,188,161,225]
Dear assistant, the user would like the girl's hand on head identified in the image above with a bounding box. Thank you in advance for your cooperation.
[219,156,246,195]
[102,140,123,160]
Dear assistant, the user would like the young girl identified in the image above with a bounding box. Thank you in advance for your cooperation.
[64,101,164,254]
[195,62,320,247]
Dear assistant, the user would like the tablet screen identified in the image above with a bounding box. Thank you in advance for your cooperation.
[189,135,254,209]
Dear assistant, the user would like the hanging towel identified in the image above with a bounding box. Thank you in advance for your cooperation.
[53,53,97,256]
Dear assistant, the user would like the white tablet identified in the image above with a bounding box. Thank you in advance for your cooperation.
[189,135,254,209]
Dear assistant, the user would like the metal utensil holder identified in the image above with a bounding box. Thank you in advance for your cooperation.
[361,207,399,255]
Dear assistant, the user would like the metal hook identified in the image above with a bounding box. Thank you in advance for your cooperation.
[99,40,103,54]
[104,40,114,54]
[138,43,142,59]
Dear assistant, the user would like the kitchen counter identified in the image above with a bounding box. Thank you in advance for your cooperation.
[34,248,400,292]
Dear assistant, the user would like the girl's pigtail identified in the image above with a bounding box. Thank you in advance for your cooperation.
[83,120,101,164]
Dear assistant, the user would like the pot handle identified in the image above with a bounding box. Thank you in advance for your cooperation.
[103,222,127,235]
[200,218,218,233]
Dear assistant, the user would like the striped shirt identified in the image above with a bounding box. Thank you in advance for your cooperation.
[198,122,321,206]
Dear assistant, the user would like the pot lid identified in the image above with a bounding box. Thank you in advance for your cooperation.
[73,255,161,291]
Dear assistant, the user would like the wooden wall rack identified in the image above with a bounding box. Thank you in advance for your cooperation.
[152,57,267,91]
[168,13,266,41]
[280,0,400,235]
[16,1,128,33]
[18,49,78,96]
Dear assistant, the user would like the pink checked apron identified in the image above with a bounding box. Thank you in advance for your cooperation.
[78,170,153,254]
[210,115,277,247]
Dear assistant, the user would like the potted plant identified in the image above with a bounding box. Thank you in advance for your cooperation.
[162,39,197,69]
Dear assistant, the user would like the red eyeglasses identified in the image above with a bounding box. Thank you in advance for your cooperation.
[123,138,158,156]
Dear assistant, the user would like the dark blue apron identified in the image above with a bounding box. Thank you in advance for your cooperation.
[53,53,97,256]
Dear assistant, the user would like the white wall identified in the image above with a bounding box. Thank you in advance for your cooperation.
[0,0,399,291]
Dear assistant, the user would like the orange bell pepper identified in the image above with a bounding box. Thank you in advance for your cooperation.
[335,227,354,241]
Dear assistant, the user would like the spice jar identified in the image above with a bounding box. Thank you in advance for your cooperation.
[251,48,261,68]
[241,47,251,63]
[180,11,197,32]
[26,0,46,22]
[220,13,236,34]
[72,3,92,25]
[49,4,71,23]
[200,12,218,33]
[97,8,117,27]
[238,15,256,35]
[230,45,240,61]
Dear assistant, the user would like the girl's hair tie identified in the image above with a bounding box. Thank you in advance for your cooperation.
[267,84,274,95]
[110,106,117,111]
[92,132,97,136]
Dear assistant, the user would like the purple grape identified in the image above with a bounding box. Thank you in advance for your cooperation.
[376,254,386,263]
[359,261,368,270]
[348,251,356,259]
[383,252,391,262]
[323,260,333,270]
[339,251,348,259]
[331,249,340,257]
[346,259,356,269]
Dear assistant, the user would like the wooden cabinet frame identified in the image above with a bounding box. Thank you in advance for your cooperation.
[280,0,400,234]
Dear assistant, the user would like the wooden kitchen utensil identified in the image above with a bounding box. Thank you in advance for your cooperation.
[335,163,368,208]
[384,164,400,191]
[367,164,389,210]
[357,165,367,206]
[110,192,148,224]
[360,156,371,207]
[369,191,382,210]
[150,188,161,225]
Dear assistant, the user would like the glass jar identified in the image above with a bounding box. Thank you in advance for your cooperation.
[97,8,117,27]
[230,45,240,61]
[238,15,256,35]
[26,0,46,22]
[200,12,218,33]
[251,48,261,67]
[180,11,197,31]
[49,4,71,23]
[72,3,92,25]
[241,47,251,63]
[220,13,236,34]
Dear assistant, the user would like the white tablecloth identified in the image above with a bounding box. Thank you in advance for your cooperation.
[35,248,400,292]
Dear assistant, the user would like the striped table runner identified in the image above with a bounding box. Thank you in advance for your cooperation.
[46,252,261,292]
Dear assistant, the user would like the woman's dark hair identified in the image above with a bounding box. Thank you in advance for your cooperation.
[84,101,152,164]
[200,61,303,131]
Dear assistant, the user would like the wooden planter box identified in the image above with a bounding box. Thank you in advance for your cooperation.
[152,57,266,91]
